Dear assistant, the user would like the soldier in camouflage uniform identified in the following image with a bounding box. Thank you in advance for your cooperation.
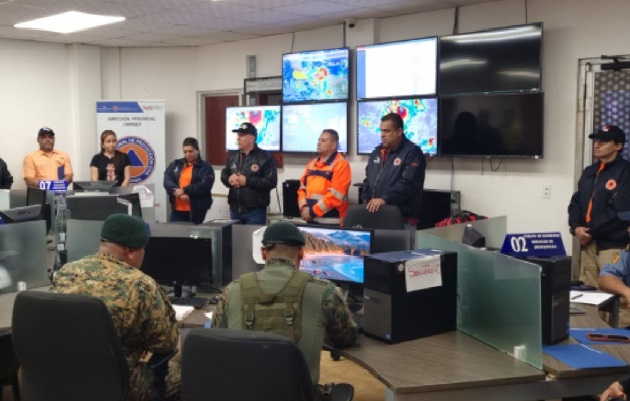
[212,221,358,394]
[52,214,180,401]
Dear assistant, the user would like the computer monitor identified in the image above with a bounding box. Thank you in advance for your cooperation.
[117,193,142,218]
[0,205,43,223]
[66,194,128,221]
[297,226,372,285]
[26,186,50,232]
[141,237,213,296]
[281,101,348,153]
[73,181,117,192]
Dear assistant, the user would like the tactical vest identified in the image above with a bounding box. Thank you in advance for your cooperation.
[239,270,311,342]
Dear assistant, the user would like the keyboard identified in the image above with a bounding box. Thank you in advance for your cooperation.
[171,296,208,309]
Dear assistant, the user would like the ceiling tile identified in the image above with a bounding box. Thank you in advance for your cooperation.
[274,0,356,17]
[236,8,304,24]
[176,1,261,18]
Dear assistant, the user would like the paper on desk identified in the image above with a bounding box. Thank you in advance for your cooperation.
[405,255,442,293]
[172,305,195,322]
[570,290,614,305]
[205,311,213,320]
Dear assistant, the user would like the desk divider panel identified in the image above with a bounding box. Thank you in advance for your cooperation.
[66,219,104,262]
[0,220,49,294]
[416,232,543,369]
[419,216,507,250]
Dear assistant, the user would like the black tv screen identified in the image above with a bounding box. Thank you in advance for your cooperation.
[439,92,544,158]
[439,23,542,95]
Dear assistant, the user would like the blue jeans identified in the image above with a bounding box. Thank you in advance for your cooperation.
[170,210,192,223]
[230,208,267,225]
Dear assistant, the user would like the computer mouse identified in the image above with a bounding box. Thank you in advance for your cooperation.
[571,285,596,291]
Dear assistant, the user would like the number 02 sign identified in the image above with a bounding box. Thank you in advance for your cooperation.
[500,232,565,258]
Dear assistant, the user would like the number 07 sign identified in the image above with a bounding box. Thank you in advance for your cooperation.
[500,232,566,258]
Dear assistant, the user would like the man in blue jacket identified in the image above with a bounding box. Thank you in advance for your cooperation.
[569,125,630,287]
[164,137,215,224]
[362,112,426,226]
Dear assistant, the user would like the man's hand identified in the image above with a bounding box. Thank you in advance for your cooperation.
[301,207,313,222]
[180,194,190,203]
[600,380,626,401]
[235,173,246,187]
[366,198,385,213]
[575,226,592,246]
[228,174,240,188]
[173,188,185,198]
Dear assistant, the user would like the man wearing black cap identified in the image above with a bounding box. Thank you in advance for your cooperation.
[164,137,215,224]
[22,127,73,187]
[569,124,630,288]
[52,214,181,401]
[212,221,358,396]
[220,122,277,224]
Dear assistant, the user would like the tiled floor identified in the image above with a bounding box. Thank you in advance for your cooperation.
[319,350,386,401]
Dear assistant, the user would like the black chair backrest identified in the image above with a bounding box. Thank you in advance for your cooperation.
[12,291,129,401]
[344,204,404,230]
[182,328,316,401]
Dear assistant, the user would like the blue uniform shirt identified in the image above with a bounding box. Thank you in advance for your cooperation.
[600,250,630,285]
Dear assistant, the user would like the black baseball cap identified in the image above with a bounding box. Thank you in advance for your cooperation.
[232,122,257,138]
[38,127,55,136]
[589,125,625,143]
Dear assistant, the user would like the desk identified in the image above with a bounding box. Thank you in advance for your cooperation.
[326,303,630,401]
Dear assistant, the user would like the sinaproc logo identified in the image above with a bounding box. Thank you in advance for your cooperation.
[117,136,156,183]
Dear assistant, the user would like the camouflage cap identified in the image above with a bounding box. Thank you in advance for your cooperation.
[262,221,305,247]
[101,213,149,249]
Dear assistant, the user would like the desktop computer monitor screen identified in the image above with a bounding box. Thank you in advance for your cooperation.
[141,237,212,286]
[26,187,47,207]
[73,181,117,192]
[66,194,128,221]
[297,226,372,284]
[0,205,43,223]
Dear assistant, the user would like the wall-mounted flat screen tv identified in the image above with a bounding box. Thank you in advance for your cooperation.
[439,23,542,95]
[438,92,544,158]
[357,98,438,155]
[282,102,347,153]
[356,37,437,100]
[225,105,281,151]
[282,47,350,103]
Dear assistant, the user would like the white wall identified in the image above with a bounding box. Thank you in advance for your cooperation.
[2,0,630,250]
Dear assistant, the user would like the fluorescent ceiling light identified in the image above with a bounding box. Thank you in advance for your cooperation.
[14,11,125,34]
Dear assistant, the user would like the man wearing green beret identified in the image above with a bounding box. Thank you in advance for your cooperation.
[212,221,358,398]
[52,213,180,401]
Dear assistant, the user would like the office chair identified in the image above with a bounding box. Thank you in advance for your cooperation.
[12,291,174,401]
[181,328,354,401]
[0,330,20,401]
[344,204,404,230]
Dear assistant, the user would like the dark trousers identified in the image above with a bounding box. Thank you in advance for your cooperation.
[230,208,266,225]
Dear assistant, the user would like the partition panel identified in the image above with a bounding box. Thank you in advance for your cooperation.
[416,232,542,369]
[0,220,48,293]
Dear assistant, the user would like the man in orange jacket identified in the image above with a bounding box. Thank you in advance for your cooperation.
[297,129,351,224]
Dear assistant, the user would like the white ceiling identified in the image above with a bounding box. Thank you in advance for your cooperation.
[0,0,501,47]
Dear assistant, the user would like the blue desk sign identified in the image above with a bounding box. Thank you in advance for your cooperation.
[500,232,566,257]
[38,180,68,192]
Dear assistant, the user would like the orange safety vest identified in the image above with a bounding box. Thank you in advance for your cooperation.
[297,152,351,220]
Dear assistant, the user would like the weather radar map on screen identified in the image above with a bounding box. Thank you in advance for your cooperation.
[282,48,349,103]
[282,102,347,153]
[298,226,371,284]
[225,105,281,151]
[358,98,438,155]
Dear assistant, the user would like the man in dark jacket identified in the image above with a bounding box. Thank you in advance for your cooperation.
[221,122,277,224]
[0,157,13,189]
[569,125,630,287]
[362,112,426,226]
[164,137,215,225]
